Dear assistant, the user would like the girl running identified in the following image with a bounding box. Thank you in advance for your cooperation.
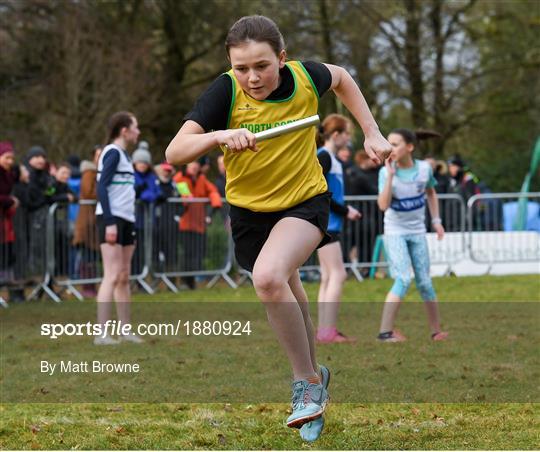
[95,111,143,345]
[377,128,449,342]
[316,114,361,344]
[165,15,391,440]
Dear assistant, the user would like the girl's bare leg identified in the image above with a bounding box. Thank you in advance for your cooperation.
[97,243,123,325]
[114,244,135,324]
[252,217,322,381]
[288,270,318,373]
[379,292,402,333]
[317,242,347,329]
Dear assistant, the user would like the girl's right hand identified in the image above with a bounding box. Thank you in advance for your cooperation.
[105,224,117,245]
[217,129,259,153]
[385,157,396,176]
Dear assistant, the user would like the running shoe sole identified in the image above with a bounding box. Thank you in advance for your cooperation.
[286,399,328,429]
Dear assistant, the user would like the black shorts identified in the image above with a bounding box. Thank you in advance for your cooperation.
[229,192,331,272]
[327,231,341,244]
[97,216,136,246]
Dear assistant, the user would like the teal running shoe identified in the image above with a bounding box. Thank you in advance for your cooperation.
[285,379,328,428]
[299,416,325,442]
[319,364,331,389]
[299,365,331,442]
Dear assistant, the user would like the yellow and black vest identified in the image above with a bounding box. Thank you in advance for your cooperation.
[222,61,327,212]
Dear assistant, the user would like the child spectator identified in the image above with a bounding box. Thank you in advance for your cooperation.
[153,162,182,273]
[52,163,78,277]
[315,115,361,344]
[73,147,101,297]
[173,158,222,289]
[132,141,160,274]
[377,128,448,342]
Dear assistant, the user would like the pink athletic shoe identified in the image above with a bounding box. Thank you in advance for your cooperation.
[431,331,449,341]
[316,328,357,344]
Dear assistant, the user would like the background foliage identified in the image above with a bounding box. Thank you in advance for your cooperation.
[1,0,538,191]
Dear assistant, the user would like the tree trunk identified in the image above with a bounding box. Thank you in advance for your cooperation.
[318,0,339,112]
[430,0,445,155]
[403,0,427,129]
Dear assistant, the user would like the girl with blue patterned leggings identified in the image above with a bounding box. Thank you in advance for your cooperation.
[377,129,448,342]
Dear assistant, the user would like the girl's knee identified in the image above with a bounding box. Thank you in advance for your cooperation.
[252,267,286,297]
[103,272,120,286]
[117,269,130,285]
[107,269,129,287]
[319,271,329,285]
[336,267,347,284]
[415,273,435,300]
[418,282,436,301]
[323,266,346,285]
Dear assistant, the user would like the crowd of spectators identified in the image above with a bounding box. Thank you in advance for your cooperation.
[0,138,489,303]
[0,141,225,302]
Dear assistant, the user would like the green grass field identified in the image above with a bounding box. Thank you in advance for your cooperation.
[1,275,539,450]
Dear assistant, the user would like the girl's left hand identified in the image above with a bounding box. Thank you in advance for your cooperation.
[433,223,445,241]
[364,132,392,165]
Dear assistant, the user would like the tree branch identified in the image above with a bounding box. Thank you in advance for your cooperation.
[443,0,477,40]
[355,2,407,68]
[184,31,227,67]
[179,68,228,90]
[445,102,534,140]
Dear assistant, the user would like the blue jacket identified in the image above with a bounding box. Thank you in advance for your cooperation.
[134,170,160,229]
[317,148,345,232]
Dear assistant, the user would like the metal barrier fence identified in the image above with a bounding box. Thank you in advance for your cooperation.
[239,194,466,283]
[467,192,540,265]
[1,206,49,304]
[1,192,537,302]
[26,197,236,301]
[32,200,155,302]
[151,198,236,291]
[292,194,467,281]
[345,194,466,278]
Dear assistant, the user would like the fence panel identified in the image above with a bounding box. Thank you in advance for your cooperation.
[151,198,236,291]
[244,194,468,282]
[340,194,466,277]
[36,200,155,301]
[5,192,537,302]
[342,195,384,279]
[467,193,540,264]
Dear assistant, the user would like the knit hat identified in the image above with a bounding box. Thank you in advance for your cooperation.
[27,145,47,160]
[132,141,152,165]
[0,141,14,157]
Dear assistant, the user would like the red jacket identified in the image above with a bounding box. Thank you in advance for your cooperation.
[173,172,222,234]
[0,166,16,243]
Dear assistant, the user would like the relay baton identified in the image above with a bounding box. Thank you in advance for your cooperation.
[253,115,320,141]
[223,115,320,150]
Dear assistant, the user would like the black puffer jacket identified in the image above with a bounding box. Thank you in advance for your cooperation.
[26,167,55,212]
